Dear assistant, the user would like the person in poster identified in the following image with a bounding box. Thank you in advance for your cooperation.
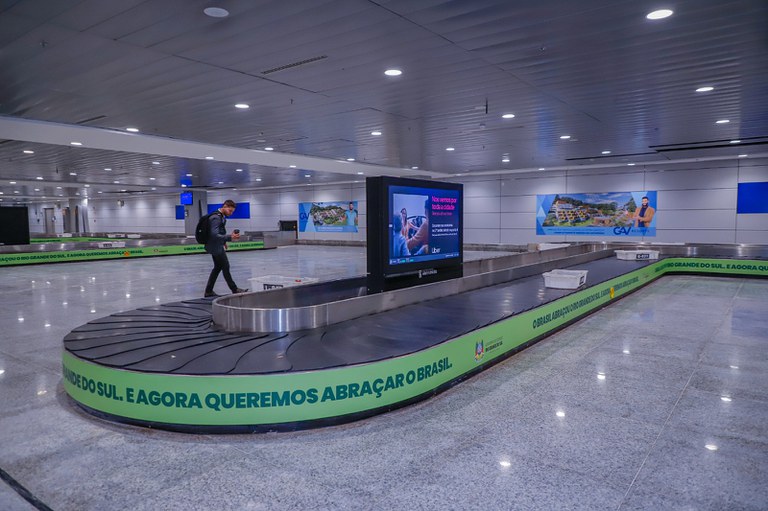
[391,214,409,258]
[634,196,655,228]
[344,201,358,227]
[406,199,430,255]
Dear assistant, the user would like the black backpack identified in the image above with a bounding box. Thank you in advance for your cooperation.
[194,211,221,244]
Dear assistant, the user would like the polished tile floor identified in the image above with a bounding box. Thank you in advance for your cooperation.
[1,246,767,510]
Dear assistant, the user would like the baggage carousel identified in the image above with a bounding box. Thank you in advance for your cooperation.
[62,243,768,433]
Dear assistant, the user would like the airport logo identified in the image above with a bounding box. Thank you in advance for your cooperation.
[474,341,485,362]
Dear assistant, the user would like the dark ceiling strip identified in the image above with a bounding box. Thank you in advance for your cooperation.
[262,55,328,75]
[650,135,768,149]
[655,141,768,152]
[566,152,656,161]
[75,115,107,125]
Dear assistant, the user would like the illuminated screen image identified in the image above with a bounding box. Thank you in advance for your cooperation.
[388,184,461,266]
[180,192,193,205]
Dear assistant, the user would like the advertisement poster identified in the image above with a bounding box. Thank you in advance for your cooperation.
[389,185,461,265]
[536,191,657,236]
[299,201,358,233]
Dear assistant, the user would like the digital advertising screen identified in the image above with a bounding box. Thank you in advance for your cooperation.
[388,184,461,266]
[180,192,193,205]
[366,176,463,291]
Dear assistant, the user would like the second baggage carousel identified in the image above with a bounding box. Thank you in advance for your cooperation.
[62,243,768,432]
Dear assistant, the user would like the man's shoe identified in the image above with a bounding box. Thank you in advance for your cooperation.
[232,288,249,294]
[204,291,220,298]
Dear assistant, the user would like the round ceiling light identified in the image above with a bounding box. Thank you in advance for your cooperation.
[384,69,402,76]
[646,9,673,20]
[204,7,229,18]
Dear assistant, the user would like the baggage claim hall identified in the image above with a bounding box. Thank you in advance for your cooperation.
[1,1,767,510]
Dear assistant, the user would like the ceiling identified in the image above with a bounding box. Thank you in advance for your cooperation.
[1,0,767,203]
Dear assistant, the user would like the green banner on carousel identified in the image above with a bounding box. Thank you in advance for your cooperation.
[0,241,264,267]
[61,257,768,427]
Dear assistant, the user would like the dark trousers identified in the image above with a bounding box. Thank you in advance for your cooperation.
[205,252,237,293]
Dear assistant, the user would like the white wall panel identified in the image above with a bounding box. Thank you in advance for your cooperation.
[499,229,564,245]
[654,229,736,244]
[463,179,502,198]
[738,165,768,182]
[735,214,768,230]
[658,189,737,210]
[736,230,768,244]
[656,209,735,230]
[500,212,536,229]
[500,175,566,196]
[645,168,737,190]
[464,196,501,213]
[464,213,500,230]
[499,195,537,213]
[567,172,645,193]
[464,228,500,244]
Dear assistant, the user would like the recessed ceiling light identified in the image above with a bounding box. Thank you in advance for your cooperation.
[151,187,156,190]
[205,156,214,159]
[120,189,127,192]
[152,161,160,165]
[556,411,565,418]
[729,140,741,144]
[304,174,311,178]
[357,171,364,175]
[715,119,730,124]
[34,188,40,192]
[538,168,545,171]
[36,176,43,180]
[113,181,119,184]
[646,9,673,20]
[411,166,419,170]
[56,186,61,189]
[255,178,262,182]
[98,191,103,194]
[203,7,229,18]
[84,184,90,188]
[23,150,34,154]
[696,86,714,93]
[346,158,355,161]
[9,181,16,184]
[264,147,274,151]
[704,444,718,451]
[384,69,402,76]
[104,167,111,171]
[738,154,748,158]
[13,191,19,193]
[720,396,732,402]
[149,177,156,180]
[234,103,250,109]
[501,113,515,119]
[69,172,77,176]
[602,150,612,155]
[446,147,455,151]
[70,141,82,146]
[560,135,571,140]
[289,165,297,168]
[627,163,636,166]
[180,184,187,188]
[126,127,139,133]
[218,181,224,184]
[235,168,243,172]
[371,131,382,136]
[186,173,193,177]
[502,158,510,163]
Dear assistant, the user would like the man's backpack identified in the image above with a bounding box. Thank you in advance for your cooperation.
[194,211,220,244]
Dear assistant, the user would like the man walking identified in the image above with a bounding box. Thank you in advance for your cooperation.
[204,199,248,297]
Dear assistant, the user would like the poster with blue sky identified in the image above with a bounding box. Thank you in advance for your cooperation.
[536,191,657,236]
[298,201,359,233]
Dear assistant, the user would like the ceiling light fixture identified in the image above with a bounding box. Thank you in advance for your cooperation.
[501,113,515,119]
[234,103,250,109]
[69,172,77,176]
[729,140,741,144]
[411,166,419,170]
[357,171,364,175]
[715,119,730,124]
[149,177,156,180]
[446,147,455,151]
[104,167,111,171]
[560,135,571,140]
[152,161,160,165]
[23,150,34,154]
[371,131,382,136]
[126,127,139,133]
[304,174,311,178]
[255,178,262,182]
[346,158,355,161]
[646,9,673,20]
[738,154,748,158]
[627,163,636,166]
[502,158,510,163]
[602,150,612,155]
[696,86,714,93]
[36,176,43,180]
[70,142,83,146]
[264,147,274,151]
[205,156,214,159]
[384,69,402,76]
[203,7,229,18]
[289,165,297,168]
[235,168,243,172]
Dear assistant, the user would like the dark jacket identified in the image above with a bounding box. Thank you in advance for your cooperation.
[204,211,231,255]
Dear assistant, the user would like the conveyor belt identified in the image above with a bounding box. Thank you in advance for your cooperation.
[63,255,654,375]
